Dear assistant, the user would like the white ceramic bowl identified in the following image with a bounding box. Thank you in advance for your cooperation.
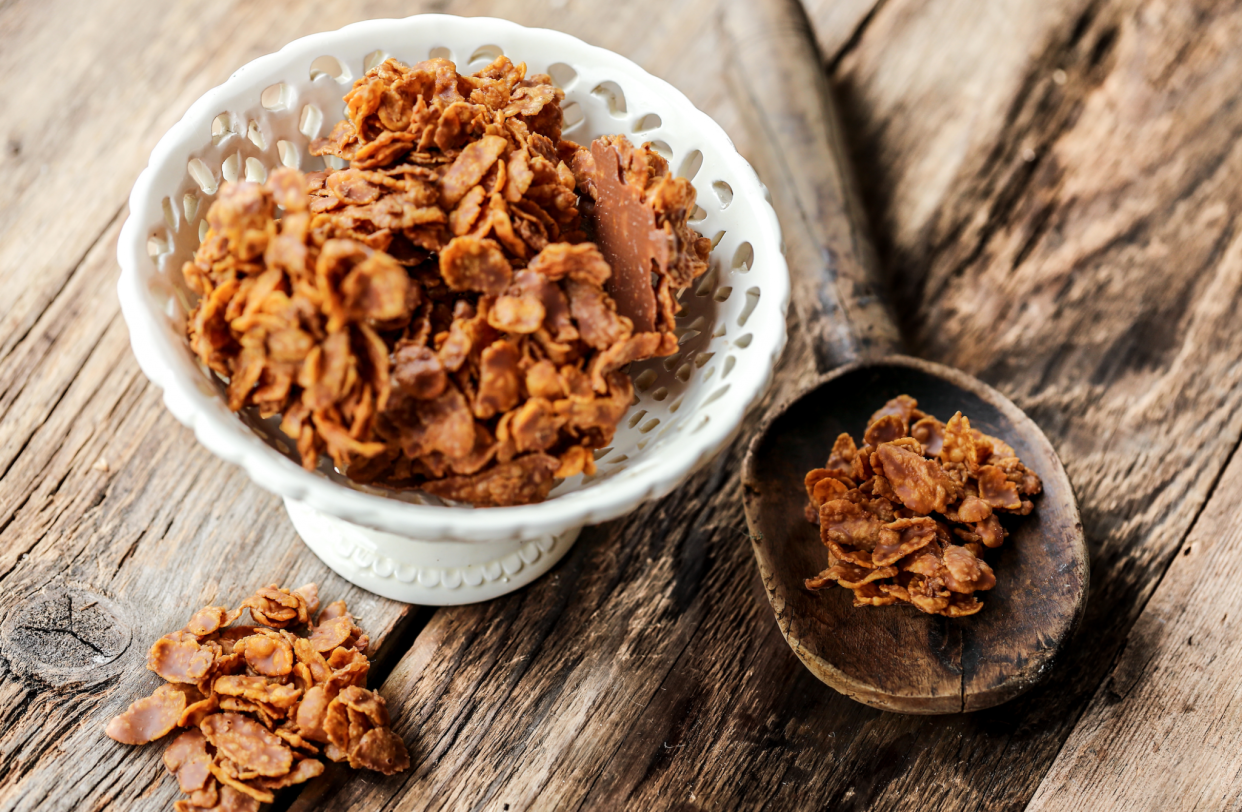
[117,14,789,604]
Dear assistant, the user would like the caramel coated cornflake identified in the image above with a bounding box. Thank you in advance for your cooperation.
[184,55,711,506]
[242,584,318,629]
[801,396,1041,617]
[106,684,188,745]
[106,584,408,810]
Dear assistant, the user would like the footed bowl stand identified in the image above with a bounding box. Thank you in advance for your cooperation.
[284,499,581,605]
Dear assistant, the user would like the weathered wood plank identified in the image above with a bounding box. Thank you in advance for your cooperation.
[0,219,413,812]
[1026,439,1242,810]
[0,0,753,809]
[831,0,1094,275]
[319,0,1242,808]
[0,3,449,807]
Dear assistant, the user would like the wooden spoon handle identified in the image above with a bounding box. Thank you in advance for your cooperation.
[721,0,902,371]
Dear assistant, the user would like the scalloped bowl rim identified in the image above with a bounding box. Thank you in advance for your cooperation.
[116,14,789,543]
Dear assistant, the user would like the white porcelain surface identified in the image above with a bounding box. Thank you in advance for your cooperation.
[116,14,789,604]
[285,498,580,605]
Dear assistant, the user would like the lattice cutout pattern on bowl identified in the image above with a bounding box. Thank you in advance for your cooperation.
[122,15,787,541]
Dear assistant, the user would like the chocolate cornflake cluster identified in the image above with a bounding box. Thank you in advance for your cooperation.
[803,396,1042,617]
[183,55,710,506]
[105,584,408,812]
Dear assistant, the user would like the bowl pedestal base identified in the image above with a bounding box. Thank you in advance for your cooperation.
[284,498,581,605]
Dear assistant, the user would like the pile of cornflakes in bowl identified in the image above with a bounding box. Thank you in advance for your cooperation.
[183,55,711,507]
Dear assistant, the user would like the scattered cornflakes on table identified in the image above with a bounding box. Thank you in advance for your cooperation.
[105,584,409,812]
[803,396,1042,617]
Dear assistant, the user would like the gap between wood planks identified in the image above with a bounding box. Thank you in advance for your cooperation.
[1014,426,1242,802]
[1026,424,1242,808]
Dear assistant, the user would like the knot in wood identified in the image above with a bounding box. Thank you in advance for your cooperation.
[1,585,131,684]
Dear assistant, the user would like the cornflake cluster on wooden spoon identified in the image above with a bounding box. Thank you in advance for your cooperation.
[105,584,408,812]
[804,396,1042,616]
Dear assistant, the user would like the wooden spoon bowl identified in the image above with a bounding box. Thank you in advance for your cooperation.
[742,356,1087,713]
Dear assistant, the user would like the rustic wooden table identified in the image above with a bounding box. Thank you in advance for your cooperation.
[1,0,1239,809]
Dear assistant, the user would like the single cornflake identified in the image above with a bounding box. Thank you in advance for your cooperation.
[106,584,409,810]
[235,631,294,677]
[863,413,907,447]
[106,684,188,745]
[804,469,849,514]
[852,582,899,607]
[873,517,938,567]
[911,416,945,456]
[201,712,293,777]
[174,785,258,812]
[439,235,512,294]
[955,494,993,523]
[805,562,897,590]
[825,432,857,475]
[180,692,220,729]
[254,756,325,790]
[941,544,997,593]
[242,584,313,629]
[942,594,985,617]
[352,727,412,775]
[148,637,216,684]
[392,344,448,400]
[874,443,958,515]
[214,674,302,710]
[488,294,545,333]
[421,452,561,506]
[819,499,884,567]
[185,54,712,507]
[441,135,510,206]
[977,464,1022,510]
[164,728,213,794]
[868,395,923,427]
[801,395,1039,617]
[184,606,238,638]
[308,612,361,653]
[941,412,985,472]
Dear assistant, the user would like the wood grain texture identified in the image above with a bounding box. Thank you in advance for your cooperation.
[2,0,1242,809]
[0,216,412,812]
[1027,441,1242,810]
[803,0,887,66]
[0,2,446,809]
[722,0,901,371]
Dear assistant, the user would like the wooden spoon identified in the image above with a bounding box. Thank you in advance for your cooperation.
[722,0,1089,714]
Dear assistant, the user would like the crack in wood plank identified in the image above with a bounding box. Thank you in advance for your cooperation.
[826,0,890,72]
